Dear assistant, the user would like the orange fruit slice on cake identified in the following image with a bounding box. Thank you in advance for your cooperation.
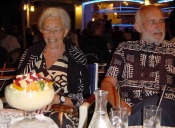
[12,83,24,91]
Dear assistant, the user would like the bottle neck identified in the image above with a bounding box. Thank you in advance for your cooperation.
[94,90,108,113]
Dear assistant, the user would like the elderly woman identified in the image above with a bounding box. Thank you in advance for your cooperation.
[17,7,90,127]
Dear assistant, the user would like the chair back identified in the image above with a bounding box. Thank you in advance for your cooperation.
[0,47,8,69]
[88,63,98,94]
[88,63,107,93]
[78,63,107,128]
[0,68,16,96]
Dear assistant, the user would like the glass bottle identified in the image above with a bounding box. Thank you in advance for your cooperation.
[88,90,112,128]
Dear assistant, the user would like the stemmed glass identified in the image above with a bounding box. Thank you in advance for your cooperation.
[5,85,55,128]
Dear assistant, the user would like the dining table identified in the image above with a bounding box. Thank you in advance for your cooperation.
[0,108,58,128]
[0,98,58,128]
[0,108,23,128]
[0,99,174,128]
[0,108,174,128]
[129,126,175,128]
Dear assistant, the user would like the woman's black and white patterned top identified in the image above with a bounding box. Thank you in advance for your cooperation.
[17,41,90,108]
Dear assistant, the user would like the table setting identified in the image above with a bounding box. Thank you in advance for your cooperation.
[0,72,58,128]
[0,108,173,128]
[0,109,58,128]
[0,72,175,128]
[87,87,175,128]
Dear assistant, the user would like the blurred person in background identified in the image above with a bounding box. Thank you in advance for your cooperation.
[80,20,109,64]
[8,25,23,47]
[123,27,132,41]
[111,26,123,49]
[0,46,8,68]
[65,27,78,47]
[75,28,82,46]
[0,28,21,67]
[25,27,34,48]
[103,15,113,50]
[169,8,175,41]
[31,23,44,44]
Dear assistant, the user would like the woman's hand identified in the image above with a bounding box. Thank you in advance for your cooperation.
[36,103,52,114]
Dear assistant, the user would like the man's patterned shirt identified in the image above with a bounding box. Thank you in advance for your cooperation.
[106,40,175,106]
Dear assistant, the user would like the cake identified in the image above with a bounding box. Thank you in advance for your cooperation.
[5,72,55,111]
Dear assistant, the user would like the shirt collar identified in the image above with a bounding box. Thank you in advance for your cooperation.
[140,39,158,51]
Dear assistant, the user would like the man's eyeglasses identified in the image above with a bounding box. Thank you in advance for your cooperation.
[43,27,64,34]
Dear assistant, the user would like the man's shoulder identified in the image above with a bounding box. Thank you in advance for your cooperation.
[170,37,175,42]
[159,40,175,48]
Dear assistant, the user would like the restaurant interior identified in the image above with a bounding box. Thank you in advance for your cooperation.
[26,0,174,28]
[0,0,174,48]
[0,0,175,127]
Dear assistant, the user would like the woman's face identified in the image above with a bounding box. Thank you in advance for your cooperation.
[42,16,68,48]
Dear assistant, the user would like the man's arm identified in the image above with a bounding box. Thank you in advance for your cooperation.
[101,76,118,107]
[101,76,131,114]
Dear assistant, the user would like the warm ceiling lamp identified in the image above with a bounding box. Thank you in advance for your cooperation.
[23,4,27,10]
[158,0,173,3]
[114,12,117,15]
[123,1,129,6]
[30,5,35,12]
[144,0,150,5]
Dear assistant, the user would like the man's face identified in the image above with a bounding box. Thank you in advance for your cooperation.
[139,8,165,44]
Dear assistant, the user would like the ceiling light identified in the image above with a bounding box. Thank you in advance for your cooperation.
[158,0,173,3]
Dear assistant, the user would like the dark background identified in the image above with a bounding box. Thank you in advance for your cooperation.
[0,0,22,30]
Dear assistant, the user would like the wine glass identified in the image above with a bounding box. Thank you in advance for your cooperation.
[5,85,55,128]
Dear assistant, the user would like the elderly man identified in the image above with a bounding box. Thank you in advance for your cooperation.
[101,5,175,126]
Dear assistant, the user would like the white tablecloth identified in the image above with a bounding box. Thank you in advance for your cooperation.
[0,109,23,128]
[0,109,174,128]
[129,126,175,128]
[0,109,57,128]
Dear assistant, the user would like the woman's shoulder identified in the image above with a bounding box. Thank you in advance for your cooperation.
[68,46,87,65]
[25,41,45,54]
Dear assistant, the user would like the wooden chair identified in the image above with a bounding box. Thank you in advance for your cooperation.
[78,63,107,128]
[0,66,16,99]
[0,49,16,81]
[0,68,16,80]
[88,63,107,93]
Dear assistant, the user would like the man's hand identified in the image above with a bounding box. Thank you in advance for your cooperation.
[121,100,132,115]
